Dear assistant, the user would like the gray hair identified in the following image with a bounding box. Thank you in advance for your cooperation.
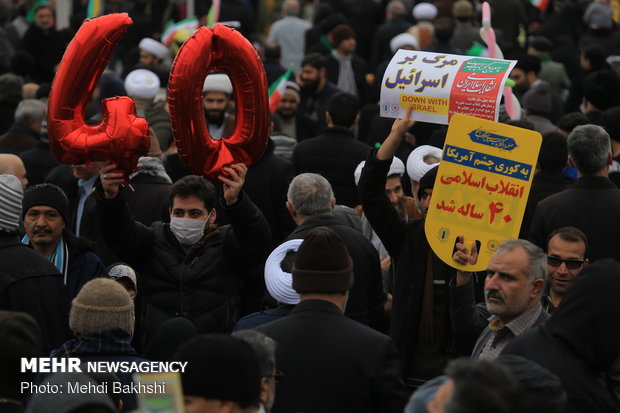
[14,99,46,127]
[495,239,547,283]
[232,330,276,377]
[287,173,334,217]
[282,0,300,16]
[568,124,611,175]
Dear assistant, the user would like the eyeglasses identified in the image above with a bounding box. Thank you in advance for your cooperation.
[546,255,585,270]
[265,370,284,382]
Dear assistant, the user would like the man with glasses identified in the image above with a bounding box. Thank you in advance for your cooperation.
[542,227,589,313]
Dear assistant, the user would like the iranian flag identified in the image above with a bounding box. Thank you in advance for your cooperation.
[206,0,221,28]
[161,17,199,46]
[268,67,293,113]
[530,0,549,11]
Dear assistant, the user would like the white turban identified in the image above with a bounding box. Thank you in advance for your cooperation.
[202,73,233,94]
[138,38,169,60]
[124,69,160,100]
[406,145,442,182]
[390,33,419,53]
[354,157,405,186]
[413,2,438,20]
[264,239,303,305]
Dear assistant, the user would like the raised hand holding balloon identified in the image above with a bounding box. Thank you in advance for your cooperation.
[168,24,269,181]
[47,14,150,184]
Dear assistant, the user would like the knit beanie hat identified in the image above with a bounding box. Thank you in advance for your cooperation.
[418,165,439,201]
[22,183,70,224]
[523,82,552,115]
[283,81,301,103]
[0,174,22,232]
[173,334,261,405]
[292,227,354,294]
[69,278,134,335]
[107,263,138,290]
[331,24,354,47]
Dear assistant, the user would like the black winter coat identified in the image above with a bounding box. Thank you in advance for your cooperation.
[96,188,271,346]
[293,127,371,207]
[0,234,70,353]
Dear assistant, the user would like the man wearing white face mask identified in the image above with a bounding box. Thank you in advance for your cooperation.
[96,162,271,348]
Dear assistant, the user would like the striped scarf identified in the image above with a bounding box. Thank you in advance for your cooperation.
[330,49,358,97]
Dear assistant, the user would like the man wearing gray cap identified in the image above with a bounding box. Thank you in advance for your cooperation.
[0,174,70,353]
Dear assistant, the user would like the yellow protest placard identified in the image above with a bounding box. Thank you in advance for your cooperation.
[425,113,541,271]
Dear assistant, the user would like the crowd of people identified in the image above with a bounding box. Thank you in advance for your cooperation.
[3,0,620,412]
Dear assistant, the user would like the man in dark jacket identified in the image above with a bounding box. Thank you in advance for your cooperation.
[0,174,70,353]
[529,124,620,262]
[297,53,342,130]
[358,109,481,388]
[284,173,384,329]
[21,183,106,299]
[257,227,410,413]
[293,92,371,207]
[97,163,271,347]
[325,24,369,102]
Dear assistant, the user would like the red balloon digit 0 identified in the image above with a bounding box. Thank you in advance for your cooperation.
[168,24,269,181]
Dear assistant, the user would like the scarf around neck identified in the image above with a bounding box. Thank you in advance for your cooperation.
[330,49,357,96]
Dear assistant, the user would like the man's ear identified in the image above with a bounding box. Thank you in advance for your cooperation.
[286,201,297,219]
[531,278,545,298]
[209,208,217,224]
[568,155,575,168]
[608,151,613,166]
[259,377,270,405]
[325,112,333,127]
[330,197,336,210]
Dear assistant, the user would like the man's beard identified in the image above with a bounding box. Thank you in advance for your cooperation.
[277,108,295,120]
[394,196,408,220]
[205,109,225,126]
[300,77,319,94]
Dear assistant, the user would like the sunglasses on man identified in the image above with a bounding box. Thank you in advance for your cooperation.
[546,255,585,270]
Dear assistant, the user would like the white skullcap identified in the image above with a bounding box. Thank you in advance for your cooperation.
[124,69,160,100]
[264,239,302,305]
[406,145,442,181]
[354,157,405,186]
[202,73,233,94]
[413,2,438,20]
[138,38,169,60]
[390,33,419,53]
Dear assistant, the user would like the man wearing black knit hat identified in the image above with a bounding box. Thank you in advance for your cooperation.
[256,226,409,413]
[173,334,262,413]
[22,183,106,299]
